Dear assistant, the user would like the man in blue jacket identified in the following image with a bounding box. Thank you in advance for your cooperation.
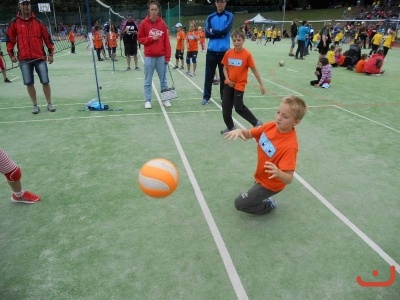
[201,0,233,105]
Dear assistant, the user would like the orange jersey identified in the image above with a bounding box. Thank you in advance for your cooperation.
[93,31,103,48]
[68,31,75,43]
[251,122,298,192]
[222,48,255,92]
[107,32,118,48]
[186,31,199,52]
[355,59,366,73]
[176,30,185,50]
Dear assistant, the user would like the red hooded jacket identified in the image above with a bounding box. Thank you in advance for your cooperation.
[363,53,384,74]
[6,11,54,61]
[137,15,171,62]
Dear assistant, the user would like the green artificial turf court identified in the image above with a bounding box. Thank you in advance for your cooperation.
[0,35,399,299]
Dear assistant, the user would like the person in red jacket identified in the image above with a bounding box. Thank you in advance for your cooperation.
[6,0,56,114]
[137,0,172,109]
[363,49,385,75]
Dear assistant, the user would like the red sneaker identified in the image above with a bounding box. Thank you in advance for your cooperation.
[11,191,41,204]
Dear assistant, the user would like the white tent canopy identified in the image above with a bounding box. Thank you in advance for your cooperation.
[246,13,279,25]
[246,13,267,23]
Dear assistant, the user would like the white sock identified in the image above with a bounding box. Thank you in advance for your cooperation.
[13,190,24,197]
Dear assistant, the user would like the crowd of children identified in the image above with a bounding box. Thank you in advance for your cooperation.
[308,21,396,86]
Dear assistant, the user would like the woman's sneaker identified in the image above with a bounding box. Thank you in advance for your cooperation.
[11,191,41,204]
[145,101,152,109]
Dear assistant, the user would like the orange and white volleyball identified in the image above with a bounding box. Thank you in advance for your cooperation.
[138,158,179,198]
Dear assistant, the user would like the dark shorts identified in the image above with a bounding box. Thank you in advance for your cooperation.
[186,51,198,59]
[20,59,49,86]
[175,49,184,60]
[124,42,138,56]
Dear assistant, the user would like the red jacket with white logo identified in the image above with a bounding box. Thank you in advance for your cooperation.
[137,15,171,62]
[6,11,54,61]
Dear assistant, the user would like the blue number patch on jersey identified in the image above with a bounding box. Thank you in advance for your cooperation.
[259,133,276,158]
[227,58,242,67]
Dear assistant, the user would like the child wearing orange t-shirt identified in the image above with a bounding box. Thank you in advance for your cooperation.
[185,22,200,76]
[173,23,185,69]
[355,54,368,73]
[220,29,265,134]
[224,95,307,215]
[107,26,118,61]
[93,25,104,61]
[68,29,76,54]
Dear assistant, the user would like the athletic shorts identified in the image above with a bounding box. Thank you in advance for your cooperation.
[124,42,138,56]
[186,51,198,60]
[175,49,184,60]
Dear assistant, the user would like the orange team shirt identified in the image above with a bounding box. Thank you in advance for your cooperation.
[221,48,255,92]
[186,31,199,51]
[355,59,366,73]
[250,122,298,192]
[68,31,75,43]
[93,31,103,48]
[176,30,185,50]
[107,32,118,48]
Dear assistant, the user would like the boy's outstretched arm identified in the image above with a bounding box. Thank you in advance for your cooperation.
[224,128,252,141]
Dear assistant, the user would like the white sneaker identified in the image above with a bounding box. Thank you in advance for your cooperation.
[163,100,172,107]
[145,101,152,109]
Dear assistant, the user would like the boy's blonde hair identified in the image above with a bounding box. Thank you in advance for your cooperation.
[282,96,307,121]
[231,29,245,40]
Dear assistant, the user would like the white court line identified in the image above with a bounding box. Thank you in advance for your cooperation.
[286,68,298,72]
[249,72,303,96]
[334,105,400,134]
[0,105,332,124]
[294,173,400,273]
[136,49,249,299]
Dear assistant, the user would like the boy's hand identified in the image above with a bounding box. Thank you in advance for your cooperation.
[225,79,235,87]
[264,162,279,179]
[224,129,246,141]
[260,85,265,95]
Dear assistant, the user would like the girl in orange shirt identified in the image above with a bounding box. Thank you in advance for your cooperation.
[185,22,200,76]
[107,25,118,61]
